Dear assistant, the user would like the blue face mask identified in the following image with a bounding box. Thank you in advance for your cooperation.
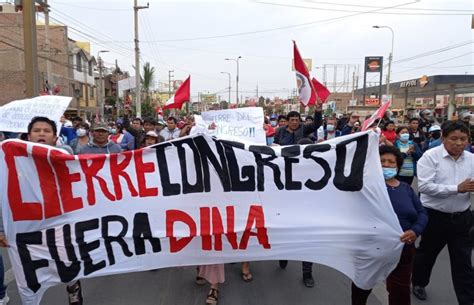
[382,167,397,180]
[399,133,410,142]
[270,121,277,127]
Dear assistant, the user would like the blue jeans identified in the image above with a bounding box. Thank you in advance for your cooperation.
[0,254,6,298]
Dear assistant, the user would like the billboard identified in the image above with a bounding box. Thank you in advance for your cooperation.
[201,93,217,103]
[365,56,383,73]
[292,58,312,71]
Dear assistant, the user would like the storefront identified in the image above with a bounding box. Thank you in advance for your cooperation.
[353,74,474,120]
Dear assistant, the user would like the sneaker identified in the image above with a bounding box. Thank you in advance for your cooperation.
[278,260,288,269]
[303,273,315,288]
[412,285,427,300]
[0,293,10,305]
[67,280,83,305]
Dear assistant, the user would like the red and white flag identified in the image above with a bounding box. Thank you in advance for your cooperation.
[311,77,331,103]
[293,41,329,106]
[164,76,191,110]
[361,100,392,131]
[294,41,316,107]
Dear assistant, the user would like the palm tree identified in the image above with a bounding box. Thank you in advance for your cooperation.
[140,62,156,117]
[141,62,155,103]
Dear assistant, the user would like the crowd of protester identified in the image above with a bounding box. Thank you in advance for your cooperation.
[0,106,473,305]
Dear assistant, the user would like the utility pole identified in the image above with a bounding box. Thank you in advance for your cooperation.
[134,0,149,118]
[97,50,109,121]
[168,70,174,99]
[98,58,104,120]
[256,85,258,100]
[351,70,356,100]
[43,0,52,93]
[22,0,40,97]
[220,72,231,104]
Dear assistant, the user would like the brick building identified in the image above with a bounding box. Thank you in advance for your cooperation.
[0,3,98,119]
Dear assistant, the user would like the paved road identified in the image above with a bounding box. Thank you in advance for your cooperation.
[1,247,471,305]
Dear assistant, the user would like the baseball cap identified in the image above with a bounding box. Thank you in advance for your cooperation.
[460,112,471,120]
[91,122,109,131]
[270,114,278,120]
[157,119,166,126]
[428,125,441,133]
[145,131,159,138]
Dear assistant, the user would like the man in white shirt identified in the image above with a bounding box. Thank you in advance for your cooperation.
[160,116,181,141]
[412,121,474,305]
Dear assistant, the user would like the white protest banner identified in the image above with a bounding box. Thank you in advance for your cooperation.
[194,107,266,144]
[117,77,137,98]
[0,96,72,134]
[0,132,403,305]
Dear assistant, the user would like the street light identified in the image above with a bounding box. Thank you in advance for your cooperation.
[220,72,231,104]
[225,56,242,104]
[97,50,109,121]
[373,25,394,97]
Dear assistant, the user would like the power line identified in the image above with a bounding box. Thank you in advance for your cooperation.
[146,0,419,42]
[394,52,474,74]
[0,37,78,74]
[254,1,473,15]
[303,0,474,13]
[393,40,474,64]
[47,15,132,58]
[52,2,131,12]
[49,9,134,55]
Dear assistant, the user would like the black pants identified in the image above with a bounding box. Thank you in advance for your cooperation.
[279,261,313,274]
[412,208,474,305]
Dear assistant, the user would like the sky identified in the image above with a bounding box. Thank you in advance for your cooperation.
[43,0,473,101]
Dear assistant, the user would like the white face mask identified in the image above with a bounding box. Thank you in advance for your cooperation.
[76,128,87,137]
[326,124,335,132]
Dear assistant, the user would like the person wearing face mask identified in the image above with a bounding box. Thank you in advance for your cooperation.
[69,122,90,154]
[110,123,126,147]
[269,114,278,128]
[351,145,427,305]
[264,116,277,145]
[394,127,422,186]
[316,117,339,142]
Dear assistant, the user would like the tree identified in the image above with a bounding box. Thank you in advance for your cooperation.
[141,62,155,104]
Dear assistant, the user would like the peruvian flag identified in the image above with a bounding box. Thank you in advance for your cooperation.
[163,76,191,110]
[361,100,392,131]
[293,41,329,106]
[311,77,331,103]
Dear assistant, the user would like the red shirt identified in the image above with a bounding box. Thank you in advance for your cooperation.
[264,124,276,137]
[382,130,397,144]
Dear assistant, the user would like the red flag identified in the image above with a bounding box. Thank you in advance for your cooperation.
[163,76,191,110]
[311,77,331,103]
[361,100,392,131]
[293,41,318,107]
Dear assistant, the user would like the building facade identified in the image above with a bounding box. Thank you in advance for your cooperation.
[0,3,99,119]
[353,75,474,119]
